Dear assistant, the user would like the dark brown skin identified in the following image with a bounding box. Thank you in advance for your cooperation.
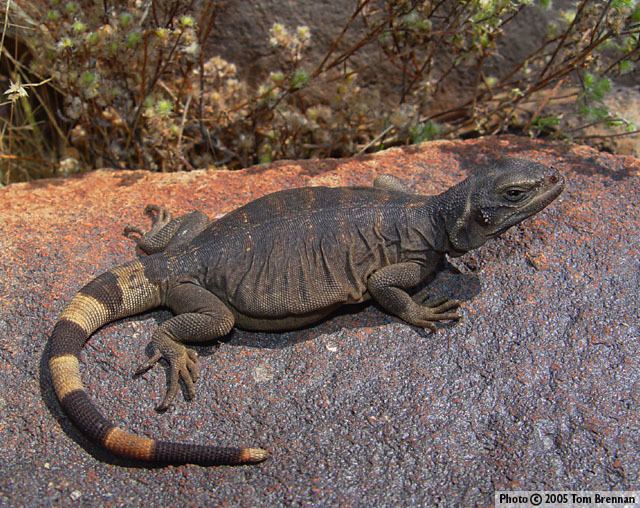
[48,158,564,466]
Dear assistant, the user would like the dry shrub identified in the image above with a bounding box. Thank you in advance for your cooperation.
[1,0,639,183]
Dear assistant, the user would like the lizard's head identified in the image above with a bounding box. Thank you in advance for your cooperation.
[442,158,564,256]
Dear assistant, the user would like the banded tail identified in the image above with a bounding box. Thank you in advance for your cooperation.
[48,259,268,466]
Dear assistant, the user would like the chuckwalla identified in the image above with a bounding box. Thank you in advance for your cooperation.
[48,158,564,466]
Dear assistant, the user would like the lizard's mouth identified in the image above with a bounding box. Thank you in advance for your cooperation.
[489,173,565,238]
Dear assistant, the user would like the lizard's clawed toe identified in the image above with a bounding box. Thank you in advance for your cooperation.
[124,205,177,254]
[134,350,162,376]
[144,204,172,228]
[415,320,438,332]
[123,225,145,241]
[133,341,200,411]
[431,299,460,314]
[423,296,448,307]
[405,297,462,331]
[185,349,200,382]
[155,346,199,412]
[426,297,461,317]
[423,297,460,312]
[434,311,461,321]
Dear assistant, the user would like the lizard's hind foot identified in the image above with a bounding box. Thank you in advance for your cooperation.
[135,336,200,412]
[124,206,210,254]
[143,204,172,229]
[123,204,174,254]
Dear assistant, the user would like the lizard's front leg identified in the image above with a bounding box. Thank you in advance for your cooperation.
[367,261,460,331]
[135,280,235,411]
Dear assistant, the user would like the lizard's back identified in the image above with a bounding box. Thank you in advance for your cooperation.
[186,186,435,319]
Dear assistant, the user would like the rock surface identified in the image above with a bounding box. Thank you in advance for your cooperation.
[0,136,638,506]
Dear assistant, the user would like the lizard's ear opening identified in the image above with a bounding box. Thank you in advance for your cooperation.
[443,181,490,255]
[447,211,489,255]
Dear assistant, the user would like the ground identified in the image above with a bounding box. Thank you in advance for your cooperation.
[0,136,638,505]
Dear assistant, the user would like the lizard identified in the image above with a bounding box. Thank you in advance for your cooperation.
[47,157,564,466]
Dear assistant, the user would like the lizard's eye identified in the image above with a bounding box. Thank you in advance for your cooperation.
[503,188,528,202]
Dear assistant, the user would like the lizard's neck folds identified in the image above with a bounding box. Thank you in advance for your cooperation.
[405,194,451,255]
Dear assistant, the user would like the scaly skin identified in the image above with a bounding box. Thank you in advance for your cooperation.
[48,158,564,466]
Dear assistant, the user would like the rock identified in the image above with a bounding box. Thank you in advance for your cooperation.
[0,135,638,505]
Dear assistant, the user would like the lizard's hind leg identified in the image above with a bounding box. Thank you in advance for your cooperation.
[124,205,210,254]
[135,281,235,411]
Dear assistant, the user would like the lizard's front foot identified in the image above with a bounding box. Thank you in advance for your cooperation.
[406,297,461,331]
[135,336,200,411]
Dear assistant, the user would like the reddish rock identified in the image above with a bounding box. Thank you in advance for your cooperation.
[0,136,638,505]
